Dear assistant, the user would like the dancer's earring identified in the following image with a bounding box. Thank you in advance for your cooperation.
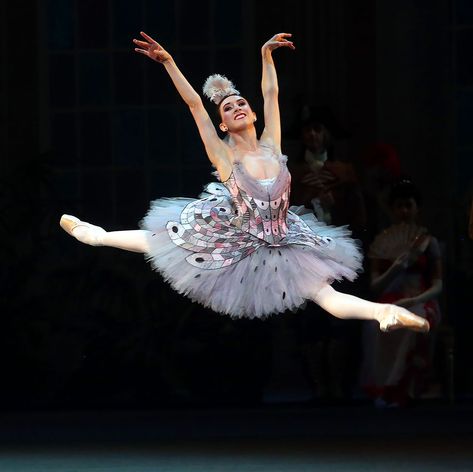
[253,114,257,122]
[220,124,228,132]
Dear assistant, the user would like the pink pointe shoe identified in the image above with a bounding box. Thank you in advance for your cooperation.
[378,305,430,333]
[59,214,106,246]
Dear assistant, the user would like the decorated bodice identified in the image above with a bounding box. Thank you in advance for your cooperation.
[165,149,333,270]
[222,153,291,245]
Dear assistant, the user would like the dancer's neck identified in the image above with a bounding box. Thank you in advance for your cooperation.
[227,128,258,153]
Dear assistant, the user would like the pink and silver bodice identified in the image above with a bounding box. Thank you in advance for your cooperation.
[166,153,333,269]
[223,156,290,245]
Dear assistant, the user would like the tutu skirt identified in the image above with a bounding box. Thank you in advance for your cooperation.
[140,197,362,319]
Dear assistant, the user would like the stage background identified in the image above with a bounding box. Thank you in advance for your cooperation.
[1,0,472,410]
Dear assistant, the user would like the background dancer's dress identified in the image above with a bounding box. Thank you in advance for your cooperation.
[141,146,362,318]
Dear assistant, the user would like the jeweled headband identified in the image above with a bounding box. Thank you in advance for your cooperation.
[202,74,240,106]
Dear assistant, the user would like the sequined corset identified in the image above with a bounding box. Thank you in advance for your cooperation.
[223,156,290,245]
[165,153,328,269]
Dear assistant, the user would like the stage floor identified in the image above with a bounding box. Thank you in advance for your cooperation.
[0,405,472,471]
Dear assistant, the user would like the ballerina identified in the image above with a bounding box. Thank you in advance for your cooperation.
[60,31,429,332]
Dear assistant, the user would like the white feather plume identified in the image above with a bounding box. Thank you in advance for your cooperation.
[202,74,239,105]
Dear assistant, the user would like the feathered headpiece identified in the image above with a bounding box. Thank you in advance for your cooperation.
[202,74,239,106]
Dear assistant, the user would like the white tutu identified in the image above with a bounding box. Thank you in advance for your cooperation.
[140,152,362,318]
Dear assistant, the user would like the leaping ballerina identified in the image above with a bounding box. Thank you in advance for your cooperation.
[59,31,429,332]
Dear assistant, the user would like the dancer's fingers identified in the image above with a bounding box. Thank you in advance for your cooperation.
[283,41,296,49]
[133,39,150,48]
[274,32,292,41]
[140,31,157,44]
[272,40,295,50]
[134,48,149,56]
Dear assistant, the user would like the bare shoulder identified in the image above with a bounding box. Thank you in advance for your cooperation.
[212,140,234,181]
[258,134,281,155]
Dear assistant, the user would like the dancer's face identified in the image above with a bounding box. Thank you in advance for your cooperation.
[391,197,418,224]
[219,96,256,132]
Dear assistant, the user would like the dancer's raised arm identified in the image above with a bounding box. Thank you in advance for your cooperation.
[133,31,231,174]
[260,33,295,153]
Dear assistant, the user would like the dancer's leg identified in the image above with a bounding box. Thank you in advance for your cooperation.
[101,230,151,253]
[311,285,429,332]
[60,215,151,253]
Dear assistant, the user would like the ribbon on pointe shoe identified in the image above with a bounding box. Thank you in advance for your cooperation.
[60,214,81,236]
[379,305,430,333]
[59,214,105,246]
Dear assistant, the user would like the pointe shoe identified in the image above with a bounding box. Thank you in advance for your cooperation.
[60,214,106,246]
[378,305,430,333]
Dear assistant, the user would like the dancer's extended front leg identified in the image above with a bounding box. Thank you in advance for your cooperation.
[311,285,429,333]
[60,215,151,253]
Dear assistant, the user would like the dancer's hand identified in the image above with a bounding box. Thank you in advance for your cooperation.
[133,31,172,63]
[393,252,410,269]
[262,33,295,53]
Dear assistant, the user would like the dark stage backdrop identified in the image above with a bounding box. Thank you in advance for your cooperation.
[1,0,472,409]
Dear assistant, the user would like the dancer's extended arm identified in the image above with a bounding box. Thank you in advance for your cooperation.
[260,33,295,153]
[133,31,231,176]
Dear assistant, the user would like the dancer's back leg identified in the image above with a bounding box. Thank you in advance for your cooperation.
[310,284,429,333]
[60,214,151,253]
